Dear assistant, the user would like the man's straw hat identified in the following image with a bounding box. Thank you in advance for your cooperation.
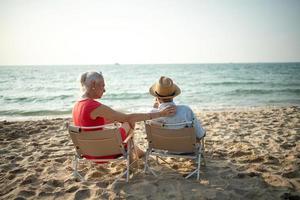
[149,76,181,99]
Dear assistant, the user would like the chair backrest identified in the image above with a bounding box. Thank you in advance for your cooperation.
[145,122,197,153]
[68,123,124,157]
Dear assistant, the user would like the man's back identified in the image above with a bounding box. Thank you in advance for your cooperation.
[151,102,205,138]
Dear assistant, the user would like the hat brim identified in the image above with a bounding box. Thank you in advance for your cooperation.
[149,83,181,99]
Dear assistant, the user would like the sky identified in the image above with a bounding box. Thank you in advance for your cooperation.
[0,0,300,65]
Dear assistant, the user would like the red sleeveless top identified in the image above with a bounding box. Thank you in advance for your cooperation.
[72,99,105,127]
[72,98,126,161]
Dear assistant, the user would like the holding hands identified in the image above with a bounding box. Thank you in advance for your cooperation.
[158,105,176,117]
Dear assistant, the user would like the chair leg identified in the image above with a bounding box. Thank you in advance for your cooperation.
[148,166,157,177]
[201,139,206,166]
[144,149,157,177]
[73,155,78,177]
[110,154,133,186]
[157,156,170,165]
[144,150,149,172]
[126,140,131,182]
[73,155,85,181]
[185,168,198,179]
[196,153,201,180]
[111,170,128,186]
[186,146,201,180]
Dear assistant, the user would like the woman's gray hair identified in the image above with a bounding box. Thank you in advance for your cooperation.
[79,71,103,96]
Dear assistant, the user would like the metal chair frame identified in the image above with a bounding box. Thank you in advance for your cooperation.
[67,122,136,185]
[144,121,206,180]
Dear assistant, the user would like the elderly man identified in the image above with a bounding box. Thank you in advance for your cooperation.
[149,76,205,139]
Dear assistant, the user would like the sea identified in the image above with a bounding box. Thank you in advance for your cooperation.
[0,63,300,120]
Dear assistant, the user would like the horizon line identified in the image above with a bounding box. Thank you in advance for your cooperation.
[1,61,300,67]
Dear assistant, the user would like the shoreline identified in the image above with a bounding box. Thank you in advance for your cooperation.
[0,106,299,199]
[1,105,299,122]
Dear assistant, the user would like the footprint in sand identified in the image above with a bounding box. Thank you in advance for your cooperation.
[20,174,38,185]
[237,171,260,178]
[74,189,91,200]
[37,191,53,198]
[18,190,36,198]
[280,192,300,200]
[54,157,67,163]
[280,142,296,149]
[86,170,106,179]
[9,166,26,174]
[96,181,110,188]
[264,155,280,165]
[6,173,16,180]
[282,169,299,178]
[45,179,64,187]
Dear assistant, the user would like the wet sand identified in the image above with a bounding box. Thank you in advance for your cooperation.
[0,106,299,199]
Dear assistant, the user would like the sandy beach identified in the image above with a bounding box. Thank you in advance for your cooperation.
[0,106,299,199]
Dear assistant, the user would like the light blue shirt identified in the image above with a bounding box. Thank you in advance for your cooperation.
[150,102,205,139]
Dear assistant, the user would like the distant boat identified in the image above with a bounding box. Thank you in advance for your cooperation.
[114,63,120,65]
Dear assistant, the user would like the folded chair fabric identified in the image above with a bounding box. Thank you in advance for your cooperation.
[67,122,136,184]
[144,120,206,180]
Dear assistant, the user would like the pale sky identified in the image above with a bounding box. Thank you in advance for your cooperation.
[0,0,300,65]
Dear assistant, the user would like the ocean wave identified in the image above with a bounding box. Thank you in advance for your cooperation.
[104,92,149,100]
[228,88,300,95]
[2,97,34,103]
[204,81,265,86]
[2,95,74,103]
[203,82,300,87]
[268,99,300,104]
[0,109,71,116]
[1,63,300,119]
[46,95,74,101]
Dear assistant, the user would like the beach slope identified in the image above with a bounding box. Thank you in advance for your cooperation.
[0,106,299,199]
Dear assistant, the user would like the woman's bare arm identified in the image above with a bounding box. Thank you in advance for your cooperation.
[90,104,176,123]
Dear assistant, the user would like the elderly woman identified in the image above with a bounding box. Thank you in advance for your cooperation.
[72,71,176,158]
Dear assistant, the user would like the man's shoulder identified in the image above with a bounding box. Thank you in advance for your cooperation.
[176,105,192,111]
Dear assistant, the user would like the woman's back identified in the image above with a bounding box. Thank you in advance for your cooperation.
[72,98,105,127]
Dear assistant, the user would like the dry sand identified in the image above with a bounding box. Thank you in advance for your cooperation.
[0,106,299,199]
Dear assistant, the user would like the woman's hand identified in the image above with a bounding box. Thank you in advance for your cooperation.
[159,105,176,117]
